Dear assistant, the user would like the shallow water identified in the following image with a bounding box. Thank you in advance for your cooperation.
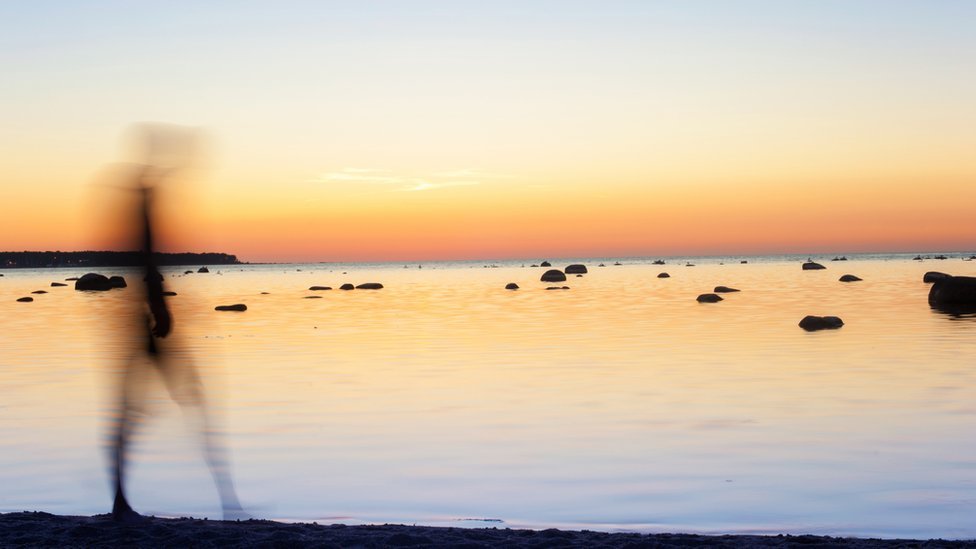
[1,254,975,539]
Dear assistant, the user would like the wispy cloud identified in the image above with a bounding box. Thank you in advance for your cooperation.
[311,168,512,192]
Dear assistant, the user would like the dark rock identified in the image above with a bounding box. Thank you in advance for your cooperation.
[799,315,844,331]
[929,276,976,310]
[598,263,605,267]
[565,264,587,274]
[923,271,952,283]
[304,296,323,299]
[653,260,665,265]
[685,263,695,267]
[540,261,551,267]
[215,304,247,311]
[163,291,177,296]
[934,255,948,260]
[340,283,355,290]
[108,276,127,288]
[17,297,33,302]
[657,272,670,278]
[75,273,113,291]
[184,270,194,274]
[740,260,748,264]
[832,256,848,261]
[540,269,567,282]
[713,286,740,293]
[309,286,332,291]
[839,274,862,282]
[356,283,383,290]
[545,286,570,290]
[614,262,622,266]
[260,292,270,294]
[530,264,539,268]
[31,290,47,294]
[505,283,519,290]
[50,282,67,287]
[65,277,78,281]
[802,262,826,270]
[697,293,723,303]
[198,267,210,273]
[913,255,923,261]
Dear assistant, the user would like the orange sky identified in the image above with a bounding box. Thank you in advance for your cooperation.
[1,3,974,262]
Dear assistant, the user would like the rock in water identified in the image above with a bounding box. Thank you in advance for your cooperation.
[540,261,551,267]
[713,286,740,293]
[215,304,247,311]
[309,286,332,291]
[184,270,194,275]
[16,297,33,302]
[356,283,383,290]
[657,272,670,278]
[198,267,210,273]
[540,269,567,282]
[923,271,951,283]
[163,291,177,296]
[65,277,79,281]
[839,274,862,282]
[75,273,113,291]
[340,283,355,290]
[505,283,519,290]
[304,296,323,299]
[928,276,976,310]
[109,276,127,288]
[565,264,587,274]
[697,293,723,303]
[50,282,67,287]
[31,290,48,294]
[802,262,826,270]
[799,315,844,331]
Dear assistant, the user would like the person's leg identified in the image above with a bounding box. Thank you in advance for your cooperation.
[109,355,146,522]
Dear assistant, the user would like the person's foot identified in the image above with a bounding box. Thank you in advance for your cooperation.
[222,505,252,521]
[112,494,148,524]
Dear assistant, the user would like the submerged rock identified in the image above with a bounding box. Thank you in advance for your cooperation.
[839,274,862,282]
[505,283,519,290]
[16,297,33,302]
[356,283,383,290]
[713,286,740,293]
[198,266,210,273]
[540,269,567,282]
[339,283,355,290]
[50,282,67,287]
[802,262,826,270]
[929,275,976,310]
[657,272,670,278]
[75,273,113,291]
[304,296,323,299]
[184,270,194,275]
[697,293,723,303]
[546,286,570,290]
[799,315,844,331]
[31,290,47,294]
[923,271,951,283]
[215,304,247,311]
[65,277,78,281]
[565,264,587,274]
[540,261,551,267]
[162,291,177,296]
[309,286,332,291]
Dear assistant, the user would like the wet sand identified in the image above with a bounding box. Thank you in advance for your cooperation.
[1,512,974,548]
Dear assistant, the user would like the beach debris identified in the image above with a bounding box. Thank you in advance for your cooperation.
[50,282,67,287]
[505,283,519,290]
[198,266,210,273]
[74,273,113,291]
[16,296,33,302]
[215,304,247,311]
[928,275,976,309]
[799,315,844,331]
[565,264,587,274]
[109,276,127,288]
[309,286,332,291]
[540,260,551,267]
[339,283,355,290]
[713,286,740,293]
[802,261,826,270]
[839,274,862,282]
[657,272,670,278]
[697,293,723,303]
[923,271,951,283]
[540,269,567,282]
[356,283,383,290]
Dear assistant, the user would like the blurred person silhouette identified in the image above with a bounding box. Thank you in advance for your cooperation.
[105,123,246,522]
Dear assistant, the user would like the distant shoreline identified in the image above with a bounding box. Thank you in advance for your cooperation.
[0,251,241,269]
[1,512,972,548]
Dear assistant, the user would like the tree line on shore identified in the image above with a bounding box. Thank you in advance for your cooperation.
[0,251,240,269]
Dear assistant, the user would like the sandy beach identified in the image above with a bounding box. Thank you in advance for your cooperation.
[2,512,975,548]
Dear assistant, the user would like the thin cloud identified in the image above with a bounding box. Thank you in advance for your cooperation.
[311,167,510,191]
[398,180,480,192]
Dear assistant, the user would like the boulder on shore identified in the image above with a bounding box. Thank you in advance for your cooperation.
[75,273,113,291]
[713,286,740,293]
[657,272,670,278]
[799,315,844,331]
[505,283,519,290]
[339,283,355,290]
[565,264,587,274]
[356,283,383,290]
[697,293,723,303]
[923,271,951,283]
[928,275,976,310]
[802,262,826,270]
[215,304,247,311]
[309,286,332,291]
[839,274,862,282]
[540,269,567,282]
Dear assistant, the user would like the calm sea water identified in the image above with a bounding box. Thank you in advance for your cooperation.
[1,253,975,538]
